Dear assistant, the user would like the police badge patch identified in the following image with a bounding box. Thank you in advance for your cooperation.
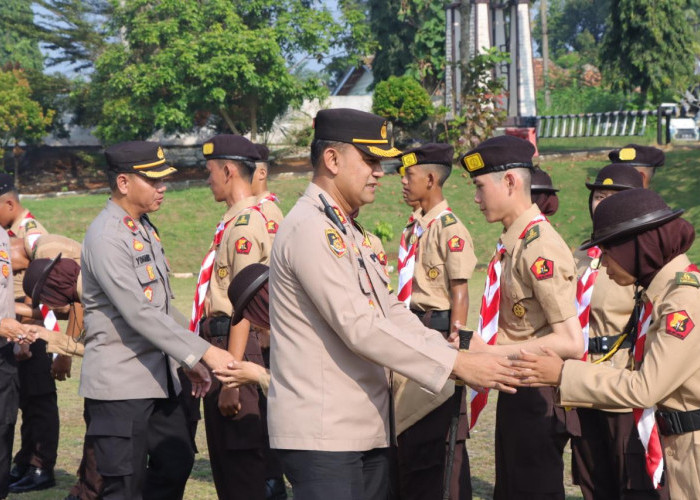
[325,228,347,258]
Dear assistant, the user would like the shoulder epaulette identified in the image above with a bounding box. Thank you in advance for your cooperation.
[524,225,540,247]
[675,271,700,288]
[235,213,250,226]
[441,213,457,228]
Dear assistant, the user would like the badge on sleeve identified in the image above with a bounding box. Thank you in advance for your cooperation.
[441,213,457,228]
[144,286,153,302]
[325,228,347,258]
[530,257,554,280]
[146,265,156,280]
[666,310,694,339]
[675,272,700,288]
[448,236,464,252]
[1,264,8,278]
[266,220,278,234]
[524,225,540,247]
[235,214,250,226]
[123,216,137,233]
[133,239,144,251]
[235,237,252,254]
[24,220,38,231]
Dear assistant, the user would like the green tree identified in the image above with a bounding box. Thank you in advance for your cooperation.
[600,0,696,104]
[0,0,44,71]
[372,75,434,135]
[0,69,54,186]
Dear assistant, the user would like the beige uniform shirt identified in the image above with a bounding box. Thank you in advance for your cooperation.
[33,234,82,263]
[257,192,284,244]
[560,254,700,498]
[498,204,577,344]
[268,183,457,452]
[208,196,272,317]
[404,200,476,312]
[10,209,48,299]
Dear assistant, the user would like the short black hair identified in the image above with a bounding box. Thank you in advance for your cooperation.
[422,163,451,186]
[106,169,120,191]
[310,139,347,170]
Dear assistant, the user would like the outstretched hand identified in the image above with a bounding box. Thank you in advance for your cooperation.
[452,351,518,394]
[511,348,564,387]
[184,362,213,397]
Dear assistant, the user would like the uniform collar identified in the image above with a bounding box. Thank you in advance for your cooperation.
[645,254,691,304]
[417,199,449,228]
[501,203,541,254]
[305,183,351,224]
[9,208,32,234]
[222,195,260,223]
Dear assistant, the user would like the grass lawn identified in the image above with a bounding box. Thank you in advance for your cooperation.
[10,146,700,499]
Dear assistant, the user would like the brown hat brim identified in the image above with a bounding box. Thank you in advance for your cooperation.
[530,184,559,193]
[585,181,633,191]
[30,253,62,309]
[580,208,684,250]
[230,267,270,326]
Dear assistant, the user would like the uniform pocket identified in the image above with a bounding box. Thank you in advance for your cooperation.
[87,416,134,476]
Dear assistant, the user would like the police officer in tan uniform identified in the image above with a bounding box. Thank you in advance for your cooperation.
[199,134,272,500]
[459,135,584,499]
[515,188,700,498]
[253,144,284,241]
[396,143,476,500]
[572,164,668,499]
[268,108,519,500]
[607,144,664,189]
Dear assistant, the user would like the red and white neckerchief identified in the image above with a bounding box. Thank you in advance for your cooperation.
[632,262,699,488]
[189,206,266,334]
[396,208,451,307]
[575,245,603,361]
[40,304,60,333]
[258,192,279,205]
[8,212,41,252]
[469,213,547,429]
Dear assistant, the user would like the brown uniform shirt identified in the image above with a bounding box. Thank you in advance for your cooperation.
[10,209,48,299]
[268,183,457,452]
[256,191,284,244]
[208,196,271,318]
[498,204,577,344]
[403,200,476,312]
[560,254,700,498]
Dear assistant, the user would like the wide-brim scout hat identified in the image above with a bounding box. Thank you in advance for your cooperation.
[586,163,644,191]
[581,189,683,250]
[23,254,62,309]
[313,108,402,158]
[459,135,535,177]
[398,143,454,176]
[530,168,558,193]
[228,263,269,325]
[608,144,665,167]
[105,141,177,179]
[202,135,261,167]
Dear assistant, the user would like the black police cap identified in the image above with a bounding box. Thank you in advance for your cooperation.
[202,135,260,165]
[228,263,269,325]
[313,108,402,158]
[105,141,177,179]
[459,135,535,177]
[608,144,665,168]
[581,189,684,250]
[399,143,454,175]
[0,174,15,196]
[586,164,644,191]
[530,168,558,193]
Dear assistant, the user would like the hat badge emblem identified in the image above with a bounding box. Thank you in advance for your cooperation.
[157,147,164,160]
[380,123,387,140]
[602,178,613,185]
[618,148,636,161]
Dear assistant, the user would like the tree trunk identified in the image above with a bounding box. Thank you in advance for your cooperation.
[250,96,258,142]
[12,142,20,191]
[219,107,239,134]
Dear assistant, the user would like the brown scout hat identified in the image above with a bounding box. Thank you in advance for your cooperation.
[105,141,177,179]
[459,135,535,177]
[23,254,61,308]
[313,108,402,158]
[228,263,269,325]
[608,144,665,168]
[581,189,684,250]
[202,134,261,166]
[530,168,559,194]
[398,143,454,176]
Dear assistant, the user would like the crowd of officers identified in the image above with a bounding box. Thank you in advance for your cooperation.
[0,106,698,500]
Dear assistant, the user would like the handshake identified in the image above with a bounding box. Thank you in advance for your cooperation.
[1,318,39,345]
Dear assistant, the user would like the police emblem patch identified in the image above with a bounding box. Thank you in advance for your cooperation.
[0,250,8,260]
[235,237,252,254]
[530,257,554,280]
[513,303,526,318]
[325,228,347,258]
[666,310,694,339]
[362,235,371,248]
[133,239,144,251]
[428,267,440,280]
[377,252,388,266]
[218,267,228,279]
[144,286,153,302]
[123,216,137,232]
[146,265,155,280]
[448,236,464,252]
[1,264,8,278]
[332,207,347,225]
[235,214,250,226]
[266,220,278,234]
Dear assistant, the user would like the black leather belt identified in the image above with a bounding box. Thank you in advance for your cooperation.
[656,408,700,436]
[411,309,451,333]
[588,333,633,354]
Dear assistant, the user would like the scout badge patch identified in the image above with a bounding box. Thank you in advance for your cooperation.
[530,257,554,280]
[235,237,252,254]
[666,310,694,339]
[235,214,250,226]
[448,236,464,252]
[266,220,278,234]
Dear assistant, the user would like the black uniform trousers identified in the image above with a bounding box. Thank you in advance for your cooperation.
[84,393,195,500]
[571,408,669,500]
[14,340,59,471]
[0,344,19,498]
[494,387,579,500]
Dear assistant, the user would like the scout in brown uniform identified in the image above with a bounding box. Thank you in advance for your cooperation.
[198,134,272,500]
[607,144,664,189]
[515,188,700,499]
[253,144,284,241]
[573,164,668,499]
[530,168,559,216]
[396,143,476,500]
[459,135,584,499]
[268,108,519,500]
